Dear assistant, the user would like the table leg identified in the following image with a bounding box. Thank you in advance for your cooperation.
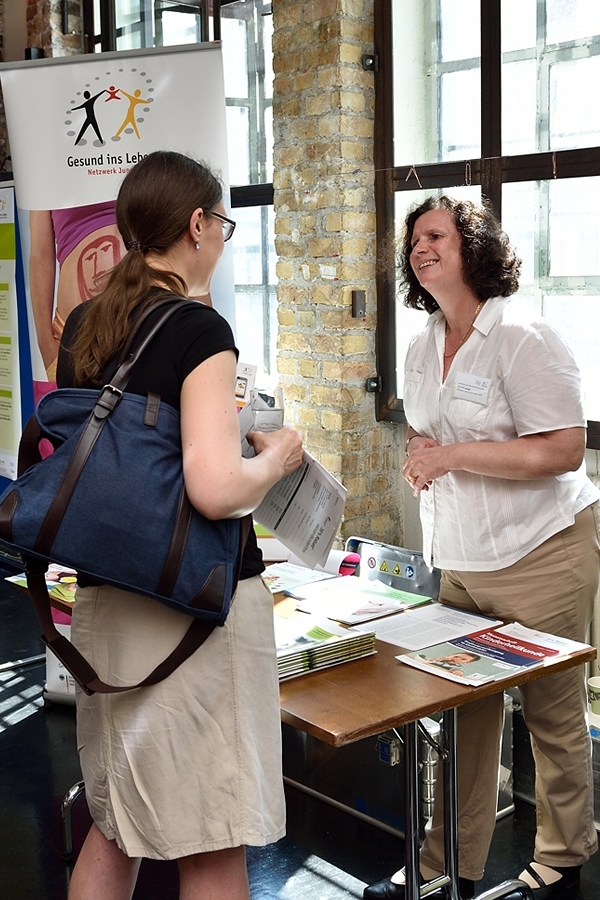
[403,721,421,900]
[405,717,457,899]
[438,708,533,900]
[441,708,460,900]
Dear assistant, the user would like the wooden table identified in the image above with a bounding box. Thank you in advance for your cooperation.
[280,637,596,900]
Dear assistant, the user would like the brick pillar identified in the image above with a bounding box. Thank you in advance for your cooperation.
[26,0,84,57]
[272,0,403,546]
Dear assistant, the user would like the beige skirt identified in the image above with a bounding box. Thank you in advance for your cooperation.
[71,575,285,860]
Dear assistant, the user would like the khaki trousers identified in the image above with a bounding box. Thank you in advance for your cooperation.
[420,503,600,882]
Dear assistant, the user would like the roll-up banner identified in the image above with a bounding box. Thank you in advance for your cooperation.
[0,43,233,421]
[0,185,21,480]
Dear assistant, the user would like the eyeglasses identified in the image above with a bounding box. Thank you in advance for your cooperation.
[206,209,236,242]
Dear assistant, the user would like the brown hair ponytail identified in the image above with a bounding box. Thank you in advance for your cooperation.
[70,151,223,385]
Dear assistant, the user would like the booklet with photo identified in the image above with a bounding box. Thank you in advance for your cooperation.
[234,361,257,408]
[397,621,592,686]
[294,575,431,624]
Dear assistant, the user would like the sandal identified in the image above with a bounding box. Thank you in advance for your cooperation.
[363,870,475,900]
[519,863,581,899]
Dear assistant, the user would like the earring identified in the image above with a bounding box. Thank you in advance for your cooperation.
[195,242,199,250]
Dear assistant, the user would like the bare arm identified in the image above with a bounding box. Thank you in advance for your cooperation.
[29,210,60,369]
[403,426,585,497]
[181,349,303,519]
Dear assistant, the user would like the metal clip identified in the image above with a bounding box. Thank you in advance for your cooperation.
[95,384,124,419]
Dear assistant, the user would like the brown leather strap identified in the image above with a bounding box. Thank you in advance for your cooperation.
[22,295,253,694]
[26,565,219,695]
[26,519,251,694]
[33,299,189,558]
[17,413,44,477]
[156,484,194,597]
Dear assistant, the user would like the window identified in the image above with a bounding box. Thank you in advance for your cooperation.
[221,1,276,387]
[375,0,600,447]
[87,1,208,52]
[84,0,277,388]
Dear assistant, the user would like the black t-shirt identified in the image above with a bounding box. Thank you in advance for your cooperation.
[57,293,264,581]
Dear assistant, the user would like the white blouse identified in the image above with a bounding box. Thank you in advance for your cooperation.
[404,296,599,571]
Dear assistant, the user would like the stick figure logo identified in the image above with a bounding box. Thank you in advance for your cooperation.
[65,67,155,148]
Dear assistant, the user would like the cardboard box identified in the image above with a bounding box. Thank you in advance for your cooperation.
[44,622,76,705]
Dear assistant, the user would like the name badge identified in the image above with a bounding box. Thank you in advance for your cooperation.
[453,372,491,405]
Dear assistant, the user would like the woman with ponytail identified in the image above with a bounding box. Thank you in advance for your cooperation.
[57,151,303,900]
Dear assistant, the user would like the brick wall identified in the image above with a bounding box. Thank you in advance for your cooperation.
[272,0,403,546]
[0,2,84,168]
[26,0,84,57]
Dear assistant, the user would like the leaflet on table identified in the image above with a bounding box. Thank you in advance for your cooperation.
[293,575,431,624]
[275,614,366,654]
[6,563,78,604]
[397,621,592,686]
[261,561,337,595]
[239,397,347,569]
[352,602,502,651]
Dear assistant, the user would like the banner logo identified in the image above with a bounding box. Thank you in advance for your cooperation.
[65,66,155,148]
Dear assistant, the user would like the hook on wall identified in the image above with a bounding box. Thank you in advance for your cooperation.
[405,165,422,189]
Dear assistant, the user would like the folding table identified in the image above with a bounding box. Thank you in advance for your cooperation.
[279,636,595,900]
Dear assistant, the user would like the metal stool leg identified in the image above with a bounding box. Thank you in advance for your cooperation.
[61,780,86,860]
[474,880,534,899]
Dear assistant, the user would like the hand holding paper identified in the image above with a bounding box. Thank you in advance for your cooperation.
[247,426,304,477]
[239,390,347,568]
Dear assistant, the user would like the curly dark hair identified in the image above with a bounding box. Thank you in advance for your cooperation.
[399,195,521,314]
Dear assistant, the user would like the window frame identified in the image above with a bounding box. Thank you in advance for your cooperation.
[373,0,600,449]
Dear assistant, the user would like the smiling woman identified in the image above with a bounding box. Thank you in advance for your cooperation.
[367,193,600,900]
[409,208,464,290]
[399,195,521,315]
[400,196,520,385]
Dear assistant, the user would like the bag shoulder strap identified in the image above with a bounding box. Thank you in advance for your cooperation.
[17,296,188,479]
[104,295,190,394]
[26,564,214,695]
[25,515,252,695]
[21,294,252,694]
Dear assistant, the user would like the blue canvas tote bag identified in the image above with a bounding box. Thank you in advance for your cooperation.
[0,297,249,694]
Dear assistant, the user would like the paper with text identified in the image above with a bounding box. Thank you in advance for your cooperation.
[353,602,502,651]
[239,394,346,568]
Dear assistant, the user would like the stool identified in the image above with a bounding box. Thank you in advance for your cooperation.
[61,780,85,860]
